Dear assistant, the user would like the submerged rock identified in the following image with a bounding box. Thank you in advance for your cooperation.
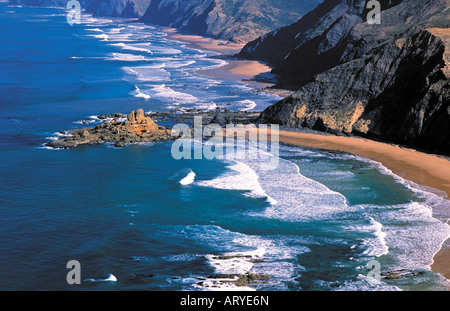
[207,273,270,287]
[381,269,424,280]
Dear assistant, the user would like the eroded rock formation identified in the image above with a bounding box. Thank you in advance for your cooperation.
[46,109,173,148]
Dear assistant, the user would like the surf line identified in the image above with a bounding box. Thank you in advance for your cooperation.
[170,116,280,171]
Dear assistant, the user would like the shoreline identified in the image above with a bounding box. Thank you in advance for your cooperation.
[8,3,448,290]
[162,27,450,282]
[162,28,292,96]
[276,129,450,280]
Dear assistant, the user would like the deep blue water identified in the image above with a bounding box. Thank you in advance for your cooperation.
[0,4,449,291]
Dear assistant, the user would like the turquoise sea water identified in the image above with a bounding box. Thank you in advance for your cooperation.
[0,4,449,291]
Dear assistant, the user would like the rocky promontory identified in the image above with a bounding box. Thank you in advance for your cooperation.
[242,0,450,156]
[46,109,173,149]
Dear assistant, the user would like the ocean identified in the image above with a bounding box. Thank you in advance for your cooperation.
[0,4,449,291]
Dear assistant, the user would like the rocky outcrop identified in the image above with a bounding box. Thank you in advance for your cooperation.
[139,0,322,43]
[238,0,403,88]
[248,0,450,155]
[46,109,173,148]
[205,273,270,287]
[381,269,424,280]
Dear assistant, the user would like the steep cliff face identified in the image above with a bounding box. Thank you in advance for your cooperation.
[85,0,151,18]
[256,0,450,155]
[9,0,322,42]
[139,0,322,43]
[239,0,403,88]
[9,0,151,18]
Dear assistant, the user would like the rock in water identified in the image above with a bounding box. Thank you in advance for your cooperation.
[127,110,136,123]
[381,269,424,280]
[210,111,233,127]
[135,109,145,123]
[46,109,174,149]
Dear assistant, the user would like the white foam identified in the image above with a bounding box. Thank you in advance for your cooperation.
[245,155,350,221]
[110,42,153,54]
[107,33,133,42]
[179,170,196,186]
[163,60,196,69]
[109,53,147,62]
[150,84,199,104]
[192,225,309,291]
[45,131,73,142]
[149,46,182,55]
[206,247,266,276]
[237,100,257,112]
[355,217,389,257]
[84,273,117,282]
[335,274,401,291]
[195,102,219,111]
[369,201,450,271]
[132,85,151,99]
[370,217,389,256]
[197,161,277,205]
[197,59,228,71]
[353,156,450,270]
[123,66,170,82]
[37,144,63,151]
[105,274,117,282]
[86,28,103,32]
[86,33,109,41]
[107,27,125,34]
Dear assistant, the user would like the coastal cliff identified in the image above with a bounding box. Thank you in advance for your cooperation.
[85,0,152,17]
[9,0,322,42]
[139,0,322,43]
[240,0,450,155]
[238,0,402,87]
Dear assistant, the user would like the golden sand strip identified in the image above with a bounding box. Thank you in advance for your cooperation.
[162,28,276,89]
[278,131,450,198]
[277,130,450,280]
[162,27,245,54]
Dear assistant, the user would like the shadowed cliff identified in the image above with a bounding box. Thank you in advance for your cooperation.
[239,0,450,155]
[139,0,323,43]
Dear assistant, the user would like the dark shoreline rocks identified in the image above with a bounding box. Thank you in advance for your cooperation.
[240,0,450,157]
[381,269,425,280]
[206,273,270,287]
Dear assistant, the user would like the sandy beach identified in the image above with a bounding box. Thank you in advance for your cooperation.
[275,130,450,280]
[163,27,245,54]
[163,27,450,282]
[162,28,291,93]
